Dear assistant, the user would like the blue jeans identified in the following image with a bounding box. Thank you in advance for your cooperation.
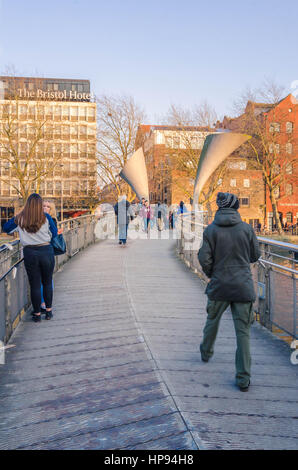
[119,223,128,243]
[41,280,54,305]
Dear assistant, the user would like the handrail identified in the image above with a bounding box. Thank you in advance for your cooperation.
[258,257,298,275]
[257,236,298,252]
[0,257,24,283]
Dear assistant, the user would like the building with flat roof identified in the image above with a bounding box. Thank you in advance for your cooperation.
[0,76,97,227]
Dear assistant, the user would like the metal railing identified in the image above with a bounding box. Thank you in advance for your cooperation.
[0,212,115,344]
[176,212,298,341]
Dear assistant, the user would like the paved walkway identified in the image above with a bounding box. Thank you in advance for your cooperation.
[0,237,297,450]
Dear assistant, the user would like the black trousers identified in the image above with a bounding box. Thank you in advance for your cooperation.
[23,245,55,313]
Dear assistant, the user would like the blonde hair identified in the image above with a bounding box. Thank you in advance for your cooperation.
[44,200,57,220]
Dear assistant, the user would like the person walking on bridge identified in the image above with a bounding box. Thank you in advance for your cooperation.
[3,193,57,323]
[198,192,260,392]
[114,195,133,246]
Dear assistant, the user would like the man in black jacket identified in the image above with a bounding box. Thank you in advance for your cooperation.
[198,192,260,391]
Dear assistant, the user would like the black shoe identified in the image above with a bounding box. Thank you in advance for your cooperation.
[32,313,41,323]
[40,307,46,314]
[45,311,53,320]
[200,344,209,362]
[239,381,250,392]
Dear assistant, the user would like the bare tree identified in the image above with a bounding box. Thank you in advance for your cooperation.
[163,100,217,128]
[231,85,296,234]
[161,103,223,214]
[0,75,63,202]
[96,94,146,202]
[231,78,286,116]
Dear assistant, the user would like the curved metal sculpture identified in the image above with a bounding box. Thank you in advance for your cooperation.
[193,131,251,208]
[119,147,149,200]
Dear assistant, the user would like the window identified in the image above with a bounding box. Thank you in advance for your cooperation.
[70,143,78,157]
[80,162,87,175]
[46,181,53,195]
[273,186,280,198]
[87,107,95,118]
[269,143,280,154]
[191,136,198,148]
[230,178,236,187]
[165,136,172,148]
[240,198,249,207]
[62,125,69,137]
[71,162,79,174]
[79,107,86,119]
[62,106,69,119]
[285,183,293,196]
[55,181,62,195]
[45,105,53,116]
[227,161,247,170]
[63,181,70,195]
[286,122,293,133]
[54,106,61,118]
[80,125,87,137]
[70,125,78,137]
[286,142,293,154]
[72,181,79,194]
[79,143,87,157]
[269,122,280,133]
[80,180,88,192]
[70,106,78,118]
[243,179,250,188]
[273,164,280,175]
[286,212,293,223]
[87,126,95,137]
[286,163,293,174]
[19,105,27,115]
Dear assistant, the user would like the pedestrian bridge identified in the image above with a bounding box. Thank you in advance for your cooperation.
[0,216,297,450]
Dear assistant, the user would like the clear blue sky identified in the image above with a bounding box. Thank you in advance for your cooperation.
[0,0,297,120]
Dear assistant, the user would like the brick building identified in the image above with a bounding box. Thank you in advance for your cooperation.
[136,124,266,225]
[219,94,298,229]
[135,124,210,206]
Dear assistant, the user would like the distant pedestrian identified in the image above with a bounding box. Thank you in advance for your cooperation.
[114,195,133,246]
[3,193,57,322]
[140,200,153,233]
[177,201,188,215]
[155,201,163,231]
[161,200,169,229]
[198,192,260,392]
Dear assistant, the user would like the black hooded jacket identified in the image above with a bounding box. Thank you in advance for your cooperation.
[198,208,261,302]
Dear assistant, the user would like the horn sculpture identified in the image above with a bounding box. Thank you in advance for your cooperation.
[193,131,251,208]
[119,147,149,200]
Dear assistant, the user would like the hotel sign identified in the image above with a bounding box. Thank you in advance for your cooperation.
[17,88,91,101]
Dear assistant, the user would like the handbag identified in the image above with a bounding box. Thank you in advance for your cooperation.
[51,233,66,255]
